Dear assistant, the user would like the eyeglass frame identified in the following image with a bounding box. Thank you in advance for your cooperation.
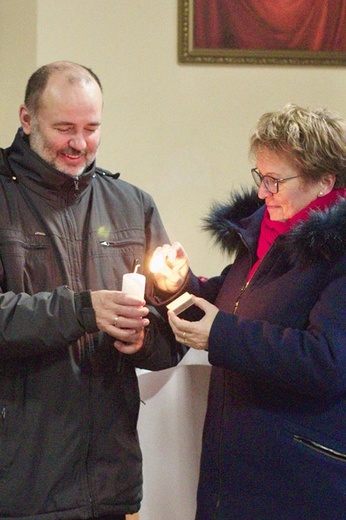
[251,168,302,194]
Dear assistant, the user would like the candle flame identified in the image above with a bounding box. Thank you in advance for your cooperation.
[149,248,177,273]
[149,253,165,273]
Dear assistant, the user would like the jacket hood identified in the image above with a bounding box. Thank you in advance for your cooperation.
[203,188,346,266]
[286,196,346,266]
[202,187,264,255]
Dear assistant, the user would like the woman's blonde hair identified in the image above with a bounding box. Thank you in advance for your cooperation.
[249,103,346,188]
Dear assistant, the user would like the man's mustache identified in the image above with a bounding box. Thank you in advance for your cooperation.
[61,148,87,157]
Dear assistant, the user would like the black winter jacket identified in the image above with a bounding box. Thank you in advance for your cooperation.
[181,189,346,519]
[0,129,184,519]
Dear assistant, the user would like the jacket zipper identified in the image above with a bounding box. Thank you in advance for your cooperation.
[214,274,250,516]
[0,406,6,435]
[233,280,250,314]
[232,231,255,314]
[214,278,250,515]
[232,229,282,314]
[294,435,346,462]
[214,370,227,520]
[214,234,253,516]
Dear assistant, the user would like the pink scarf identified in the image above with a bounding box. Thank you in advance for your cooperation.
[247,188,346,280]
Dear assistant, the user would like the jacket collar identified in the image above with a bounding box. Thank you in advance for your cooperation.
[203,187,346,266]
[6,128,96,202]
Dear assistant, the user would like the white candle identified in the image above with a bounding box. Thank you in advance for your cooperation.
[122,272,146,299]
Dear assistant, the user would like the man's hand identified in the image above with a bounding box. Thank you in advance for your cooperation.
[91,290,149,353]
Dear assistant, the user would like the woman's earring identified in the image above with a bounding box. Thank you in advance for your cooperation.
[318,191,324,197]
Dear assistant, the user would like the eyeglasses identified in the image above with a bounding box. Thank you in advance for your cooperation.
[251,168,301,194]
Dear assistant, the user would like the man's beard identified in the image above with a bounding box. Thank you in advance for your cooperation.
[29,122,95,176]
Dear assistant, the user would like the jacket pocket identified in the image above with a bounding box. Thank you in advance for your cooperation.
[0,232,64,292]
[293,435,346,462]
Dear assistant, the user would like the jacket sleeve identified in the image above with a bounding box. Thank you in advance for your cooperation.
[146,267,230,320]
[208,269,346,398]
[0,286,98,358]
[142,194,170,273]
[126,306,188,371]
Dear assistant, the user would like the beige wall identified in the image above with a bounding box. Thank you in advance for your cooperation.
[0,1,36,140]
[1,0,346,276]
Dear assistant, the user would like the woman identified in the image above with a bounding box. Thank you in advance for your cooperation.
[150,104,346,519]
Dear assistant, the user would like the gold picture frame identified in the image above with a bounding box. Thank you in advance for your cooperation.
[178,0,346,66]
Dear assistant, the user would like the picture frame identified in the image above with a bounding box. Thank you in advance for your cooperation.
[178,0,346,66]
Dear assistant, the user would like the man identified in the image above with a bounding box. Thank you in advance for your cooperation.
[0,61,183,519]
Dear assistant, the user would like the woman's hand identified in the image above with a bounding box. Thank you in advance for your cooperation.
[149,241,189,293]
[168,296,219,350]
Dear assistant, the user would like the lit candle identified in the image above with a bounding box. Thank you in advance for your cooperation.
[122,262,146,299]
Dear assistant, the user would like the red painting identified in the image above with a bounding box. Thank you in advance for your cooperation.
[179,0,346,65]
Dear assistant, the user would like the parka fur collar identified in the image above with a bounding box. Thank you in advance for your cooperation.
[203,188,346,267]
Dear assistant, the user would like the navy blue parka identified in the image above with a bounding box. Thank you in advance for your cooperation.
[179,189,346,520]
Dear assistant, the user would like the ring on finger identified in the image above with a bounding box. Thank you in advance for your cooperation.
[114,315,119,326]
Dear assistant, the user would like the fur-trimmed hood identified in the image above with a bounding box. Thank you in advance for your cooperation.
[203,188,346,266]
